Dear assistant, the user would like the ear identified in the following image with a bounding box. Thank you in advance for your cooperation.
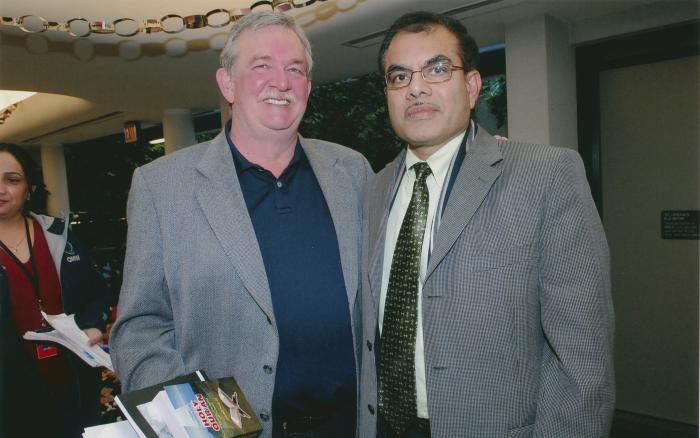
[465,70,482,110]
[216,68,235,104]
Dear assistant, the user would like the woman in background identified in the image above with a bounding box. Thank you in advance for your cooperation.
[0,143,110,437]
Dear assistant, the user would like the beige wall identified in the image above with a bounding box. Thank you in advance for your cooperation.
[600,55,699,424]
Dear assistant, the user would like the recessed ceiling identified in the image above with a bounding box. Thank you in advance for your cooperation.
[0,0,696,145]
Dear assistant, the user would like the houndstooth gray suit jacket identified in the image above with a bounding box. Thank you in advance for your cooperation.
[110,130,372,438]
[358,125,615,437]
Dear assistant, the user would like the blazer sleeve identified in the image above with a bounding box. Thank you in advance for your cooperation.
[110,168,186,391]
[534,148,615,436]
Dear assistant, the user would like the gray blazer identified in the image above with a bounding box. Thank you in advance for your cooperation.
[359,126,615,437]
[111,130,373,438]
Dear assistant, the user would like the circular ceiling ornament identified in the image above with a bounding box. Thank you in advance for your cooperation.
[161,15,186,34]
[66,18,90,37]
[19,15,48,33]
[206,9,231,28]
[0,1,331,38]
[114,18,140,37]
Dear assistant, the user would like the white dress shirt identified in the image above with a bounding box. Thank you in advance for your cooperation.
[379,127,470,419]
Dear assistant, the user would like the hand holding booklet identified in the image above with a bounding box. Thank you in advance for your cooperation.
[23,311,113,370]
[113,371,262,438]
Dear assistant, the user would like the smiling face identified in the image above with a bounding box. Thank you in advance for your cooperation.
[383,26,481,157]
[216,25,311,142]
[0,151,30,220]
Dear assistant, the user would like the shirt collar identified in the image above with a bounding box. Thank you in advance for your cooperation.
[225,120,308,177]
[404,125,468,189]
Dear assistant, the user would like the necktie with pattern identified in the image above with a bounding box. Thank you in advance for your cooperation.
[379,161,432,436]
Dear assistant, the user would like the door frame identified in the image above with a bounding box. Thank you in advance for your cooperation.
[575,20,699,217]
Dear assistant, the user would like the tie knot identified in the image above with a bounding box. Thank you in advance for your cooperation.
[411,162,432,182]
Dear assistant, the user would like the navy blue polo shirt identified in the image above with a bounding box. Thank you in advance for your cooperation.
[225,123,356,419]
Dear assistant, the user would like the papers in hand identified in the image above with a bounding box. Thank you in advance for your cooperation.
[23,311,113,370]
[115,371,208,438]
[82,420,140,438]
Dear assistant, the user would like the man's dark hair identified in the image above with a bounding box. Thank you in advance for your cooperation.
[377,11,479,74]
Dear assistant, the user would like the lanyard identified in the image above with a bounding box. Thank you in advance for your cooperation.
[0,216,45,322]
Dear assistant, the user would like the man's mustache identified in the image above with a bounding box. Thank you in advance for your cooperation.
[259,91,295,103]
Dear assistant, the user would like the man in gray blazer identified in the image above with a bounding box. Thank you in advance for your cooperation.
[359,12,615,438]
[111,11,372,438]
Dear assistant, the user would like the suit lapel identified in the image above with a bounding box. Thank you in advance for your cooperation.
[425,128,503,281]
[301,137,358,307]
[368,152,405,309]
[194,132,275,320]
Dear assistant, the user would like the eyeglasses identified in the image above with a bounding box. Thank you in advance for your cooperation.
[385,61,464,90]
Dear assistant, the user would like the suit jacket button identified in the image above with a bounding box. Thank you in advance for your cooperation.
[260,411,270,422]
[263,365,273,374]
[367,404,375,415]
[366,340,373,351]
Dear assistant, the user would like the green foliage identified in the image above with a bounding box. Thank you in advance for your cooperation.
[196,130,219,143]
[300,72,404,171]
[300,71,507,170]
[478,74,507,128]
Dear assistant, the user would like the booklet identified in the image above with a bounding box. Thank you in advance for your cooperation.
[115,371,262,438]
[23,311,113,370]
[115,371,208,438]
[161,377,262,438]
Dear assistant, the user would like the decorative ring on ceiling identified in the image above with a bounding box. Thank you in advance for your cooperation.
[205,9,231,28]
[114,18,140,37]
[160,15,185,34]
[250,1,274,11]
[66,18,90,37]
[0,1,332,37]
[18,15,47,33]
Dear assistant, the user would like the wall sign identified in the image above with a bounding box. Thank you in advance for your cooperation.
[661,210,699,240]
[123,121,139,143]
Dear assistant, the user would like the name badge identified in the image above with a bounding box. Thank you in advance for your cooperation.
[36,342,58,359]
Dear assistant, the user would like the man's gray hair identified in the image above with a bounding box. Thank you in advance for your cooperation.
[219,11,313,79]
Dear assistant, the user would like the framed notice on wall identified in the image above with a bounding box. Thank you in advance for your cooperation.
[661,210,699,240]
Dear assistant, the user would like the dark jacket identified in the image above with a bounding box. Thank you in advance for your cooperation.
[32,213,110,331]
[1,214,111,436]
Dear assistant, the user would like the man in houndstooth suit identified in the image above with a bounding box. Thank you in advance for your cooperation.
[358,11,615,438]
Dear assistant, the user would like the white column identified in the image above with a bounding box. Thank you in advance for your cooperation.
[505,14,578,149]
[162,108,196,155]
[40,143,70,217]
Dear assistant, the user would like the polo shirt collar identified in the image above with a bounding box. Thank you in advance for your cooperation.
[224,120,309,177]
